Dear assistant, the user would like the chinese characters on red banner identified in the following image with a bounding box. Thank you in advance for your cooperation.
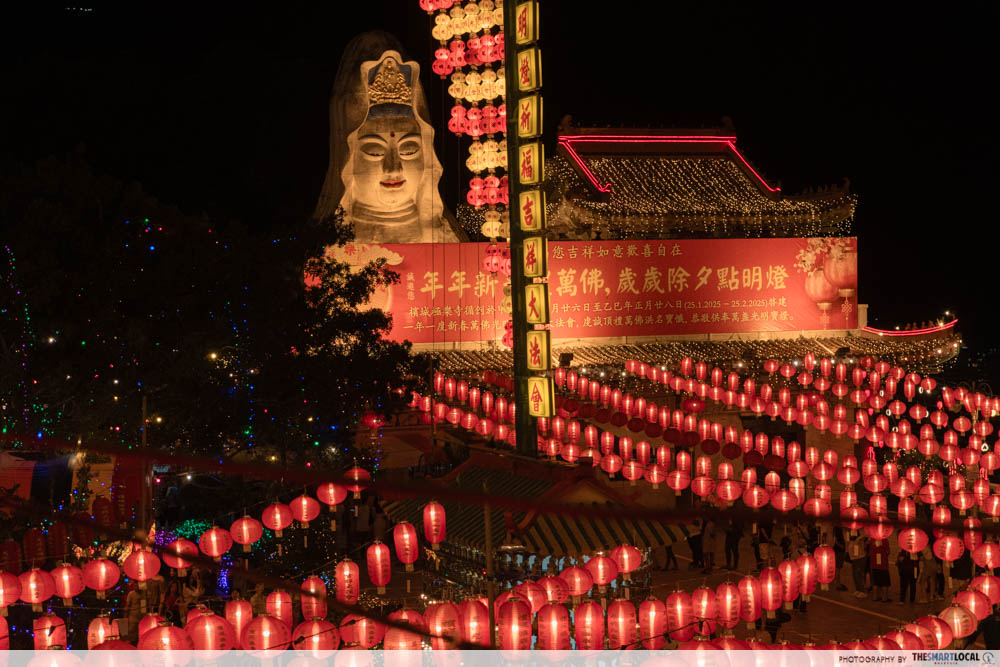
[335,238,857,344]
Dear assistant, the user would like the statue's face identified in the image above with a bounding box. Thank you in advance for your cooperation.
[352,115,423,210]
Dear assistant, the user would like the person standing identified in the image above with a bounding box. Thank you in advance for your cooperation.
[869,538,891,602]
[846,529,868,598]
[724,519,743,571]
[897,549,918,604]
[916,545,940,603]
[250,583,268,617]
[124,583,143,644]
[687,517,704,570]
[701,518,717,574]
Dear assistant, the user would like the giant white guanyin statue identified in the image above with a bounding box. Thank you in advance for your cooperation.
[314,32,460,243]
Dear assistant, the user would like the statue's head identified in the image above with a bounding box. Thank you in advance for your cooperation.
[315,33,458,243]
[349,56,424,213]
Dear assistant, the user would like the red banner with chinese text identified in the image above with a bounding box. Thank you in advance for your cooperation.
[333,237,858,344]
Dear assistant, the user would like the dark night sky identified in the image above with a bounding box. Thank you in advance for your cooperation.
[2,3,995,356]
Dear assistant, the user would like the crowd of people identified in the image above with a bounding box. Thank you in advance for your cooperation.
[672,516,969,604]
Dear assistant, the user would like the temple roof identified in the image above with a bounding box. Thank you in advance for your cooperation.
[543,129,856,240]
[428,329,961,377]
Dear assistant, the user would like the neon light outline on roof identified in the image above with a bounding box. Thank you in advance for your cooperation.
[861,319,958,336]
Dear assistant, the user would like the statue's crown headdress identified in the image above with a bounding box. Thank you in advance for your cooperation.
[368,57,412,106]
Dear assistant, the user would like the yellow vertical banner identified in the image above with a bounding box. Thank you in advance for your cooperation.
[522,236,547,278]
[517,142,543,186]
[526,375,555,417]
[515,1,539,45]
[524,283,549,324]
[518,189,545,232]
[525,330,551,372]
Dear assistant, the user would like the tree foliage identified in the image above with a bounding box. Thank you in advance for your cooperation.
[1,152,412,468]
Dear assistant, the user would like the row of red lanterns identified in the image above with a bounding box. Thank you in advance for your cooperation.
[421,375,999,525]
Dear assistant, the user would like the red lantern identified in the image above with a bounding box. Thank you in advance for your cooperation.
[904,622,940,650]
[290,494,321,529]
[335,559,359,605]
[885,629,924,650]
[300,576,327,620]
[559,565,593,599]
[798,553,818,596]
[934,535,964,562]
[262,503,293,537]
[51,563,84,605]
[186,610,237,651]
[954,589,991,621]
[199,526,233,561]
[425,601,462,649]
[33,613,66,650]
[610,545,641,580]
[496,596,532,650]
[139,622,195,650]
[739,576,762,625]
[163,538,197,576]
[292,619,340,655]
[393,522,419,571]
[138,614,165,639]
[345,466,371,499]
[423,501,446,549]
[974,542,1000,570]
[366,541,391,594]
[83,558,119,599]
[225,600,252,649]
[385,609,425,650]
[666,591,695,642]
[778,560,800,607]
[917,615,954,649]
[639,598,668,649]
[899,527,929,554]
[87,616,121,649]
[19,568,54,611]
[266,590,293,628]
[537,602,571,650]
[458,599,490,647]
[0,571,20,614]
[710,581,739,630]
[514,580,546,615]
[241,614,291,652]
[574,600,605,650]
[759,568,783,616]
[606,599,637,649]
[585,553,618,590]
[971,574,1000,604]
[538,575,569,604]
[939,605,977,639]
[691,587,718,635]
[231,516,264,553]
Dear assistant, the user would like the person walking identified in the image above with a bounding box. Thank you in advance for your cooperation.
[897,549,918,604]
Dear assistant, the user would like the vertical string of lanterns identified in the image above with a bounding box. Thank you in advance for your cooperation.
[420,0,512,346]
